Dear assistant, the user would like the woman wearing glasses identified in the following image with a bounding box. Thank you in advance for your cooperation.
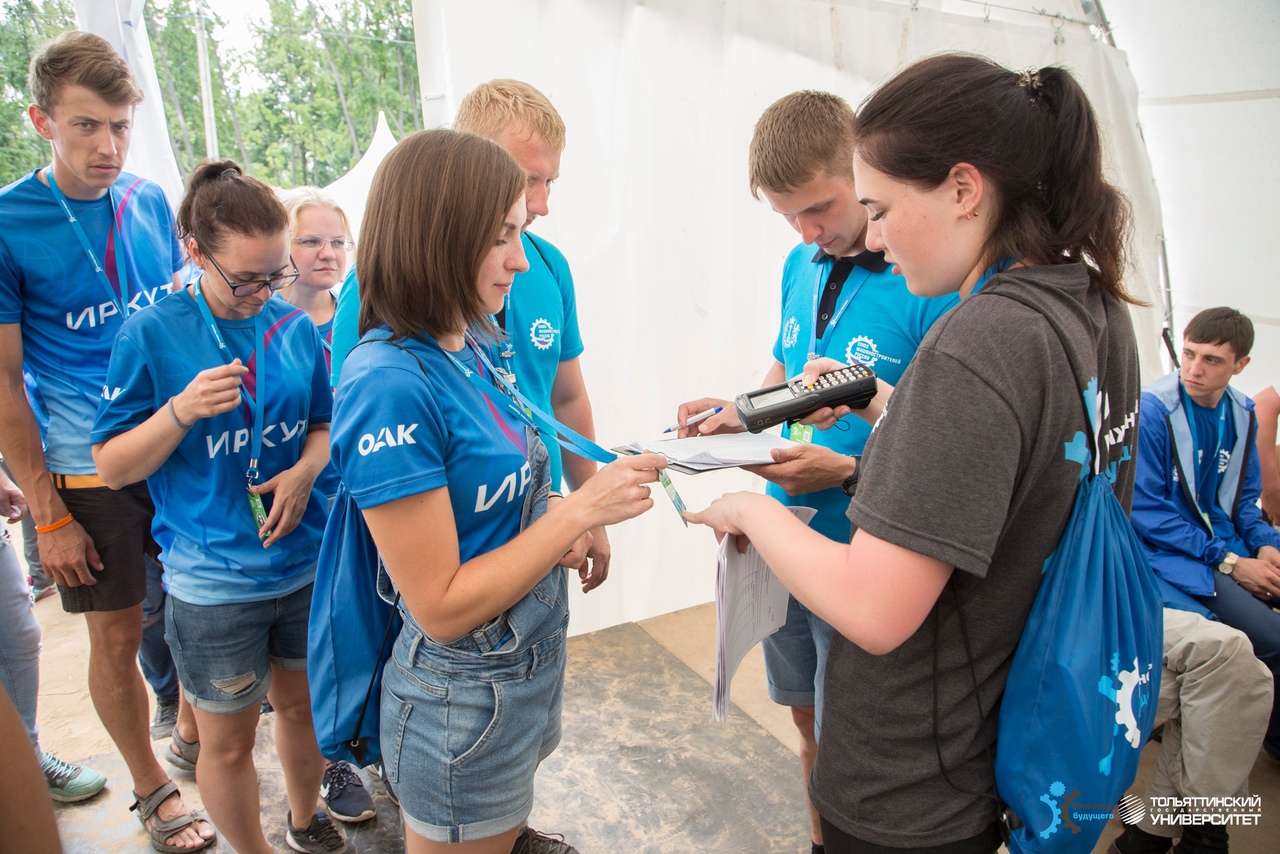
[91,161,352,854]
[276,187,352,374]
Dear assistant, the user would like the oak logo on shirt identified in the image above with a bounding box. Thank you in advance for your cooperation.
[357,423,419,456]
[475,462,532,512]
[207,420,309,457]
[64,284,173,331]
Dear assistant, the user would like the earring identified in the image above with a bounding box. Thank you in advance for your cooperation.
[965,206,978,221]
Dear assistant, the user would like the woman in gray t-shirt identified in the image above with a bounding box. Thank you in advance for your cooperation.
[687,53,1142,854]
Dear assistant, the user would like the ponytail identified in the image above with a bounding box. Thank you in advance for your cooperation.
[855,54,1138,304]
[177,160,288,255]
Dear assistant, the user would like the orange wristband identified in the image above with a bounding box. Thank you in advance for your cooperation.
[35,514,73,534]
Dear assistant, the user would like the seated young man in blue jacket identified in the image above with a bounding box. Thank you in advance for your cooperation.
[1132,306,1280,766]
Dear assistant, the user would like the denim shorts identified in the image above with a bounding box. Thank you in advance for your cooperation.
[165,581,313,714]
[382,605,567,842]
[762,594,835,728]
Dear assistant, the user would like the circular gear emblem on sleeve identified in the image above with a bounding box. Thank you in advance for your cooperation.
[782,316,800,349]
[529,318,559,351]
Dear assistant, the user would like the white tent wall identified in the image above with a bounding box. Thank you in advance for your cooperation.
[1105,0,1280,397]
[410,0,1165,635]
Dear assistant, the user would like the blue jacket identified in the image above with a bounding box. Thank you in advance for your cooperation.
[1131,372,1280,599]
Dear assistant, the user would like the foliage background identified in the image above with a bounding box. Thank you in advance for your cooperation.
[0,0,419,189]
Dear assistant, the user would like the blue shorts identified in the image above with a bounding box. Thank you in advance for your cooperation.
[165,581,313,714]
[762,594,834,727]
[382,602,567,843]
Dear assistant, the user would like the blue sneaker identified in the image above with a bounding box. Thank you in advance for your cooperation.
[39,751,107,803]
[320,761,375,823]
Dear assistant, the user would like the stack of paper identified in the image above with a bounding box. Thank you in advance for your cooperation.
[713,506,816,722]
[617,432,792,472]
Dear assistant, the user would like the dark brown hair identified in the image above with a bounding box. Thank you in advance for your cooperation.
[1184,307,1254,359]
[176,160,288,254]
[855,53,1137,303]
[749,90,858,199]
[358,129,525,340]
[29,31,142,111]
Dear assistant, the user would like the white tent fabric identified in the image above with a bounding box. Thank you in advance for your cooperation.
[410,0,1165,635]
[323,111,399,249]
[1105,0,1280,396]
[74,0,184,207]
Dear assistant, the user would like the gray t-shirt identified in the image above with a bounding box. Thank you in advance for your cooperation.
[811,264,1141,848]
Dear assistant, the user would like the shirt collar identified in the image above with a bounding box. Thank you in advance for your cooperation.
[811,247,890,273]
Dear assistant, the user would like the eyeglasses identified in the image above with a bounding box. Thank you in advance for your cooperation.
[293,236,355,251]
[204,251,300,297]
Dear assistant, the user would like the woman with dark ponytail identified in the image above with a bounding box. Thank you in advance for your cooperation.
[688,54,1142,853]
[91,161,352,854]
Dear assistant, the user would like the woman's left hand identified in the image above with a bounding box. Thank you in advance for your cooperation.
[250,464,317,547]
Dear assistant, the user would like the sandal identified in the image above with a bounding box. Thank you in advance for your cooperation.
[165,729,200,772]
[130,780,216,853]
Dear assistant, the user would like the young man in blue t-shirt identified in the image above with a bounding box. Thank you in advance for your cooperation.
[0,32,212,851]
[330,79,611,591]
[676,91,958,854]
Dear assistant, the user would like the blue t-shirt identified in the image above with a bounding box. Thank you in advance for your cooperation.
[331,330,533,565]
[306,303,341,498]
[0,170,183,474]
[328,231,584,487]
[1189,396,1242,551]
[91,289,332,605]
[769,244,959,542]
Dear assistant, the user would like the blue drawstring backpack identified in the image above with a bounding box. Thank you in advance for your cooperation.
[992,293,1163,854]
[308,484,401,767]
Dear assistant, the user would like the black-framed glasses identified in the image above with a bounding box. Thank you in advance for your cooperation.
[205,251,300,297]
[293,236,355,251]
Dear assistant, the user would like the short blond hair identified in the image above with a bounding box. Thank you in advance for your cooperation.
[276,186,351,240]
[29,31,142,112]
[455,79,566,153]
[748,90,857,199]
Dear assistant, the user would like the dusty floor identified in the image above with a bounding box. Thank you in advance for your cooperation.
[26,591,1280,853]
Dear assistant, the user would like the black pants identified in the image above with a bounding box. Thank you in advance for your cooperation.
[819,818,1002,854]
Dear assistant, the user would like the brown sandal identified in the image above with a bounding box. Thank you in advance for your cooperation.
[129,780,215,853]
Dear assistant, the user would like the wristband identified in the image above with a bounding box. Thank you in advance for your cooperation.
[168,397,193,430]
[36,513,73,534]
[549,491,564,500]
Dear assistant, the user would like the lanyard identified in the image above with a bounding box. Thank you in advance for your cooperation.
[436,332,690,525]
[192,279,267,484]
[970,256,1020,295]
[807,259,865,362]
[45,170,131,320]
[1179,384,1229,532]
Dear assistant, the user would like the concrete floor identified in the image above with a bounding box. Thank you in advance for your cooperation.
[28,594,1280,853]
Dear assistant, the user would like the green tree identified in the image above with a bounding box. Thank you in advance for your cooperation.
[0,0,77,187]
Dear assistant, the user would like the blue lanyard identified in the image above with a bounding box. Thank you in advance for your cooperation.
[970,256,1021,295]
[45,170,131,321]
[807,259,866,361]
[192,279,267,484]
[1178,384,1229,531]
[437,332,616,465]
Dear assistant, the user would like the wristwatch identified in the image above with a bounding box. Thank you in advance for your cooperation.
[841,456,862,497]
[1217,552,1239,575]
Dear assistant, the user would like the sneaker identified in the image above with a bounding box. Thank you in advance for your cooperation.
[287,810,355,854]
[511,826,580,854]
[321,761,375,823]
[151,696,179,740]
[28,576,56,602]
[39,751,107,803]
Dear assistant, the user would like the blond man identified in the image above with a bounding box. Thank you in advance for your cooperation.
[331,79,611,591]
